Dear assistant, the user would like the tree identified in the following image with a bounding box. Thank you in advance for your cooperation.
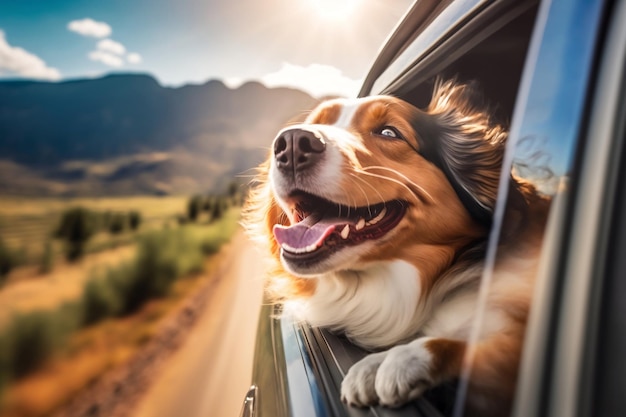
[210,197,224,221]
[0,238,17,284]
[54,207,96,261]
[227,181,239,199]
[108,213,126,234]
[187,195,203,222]
[129,211,142,231]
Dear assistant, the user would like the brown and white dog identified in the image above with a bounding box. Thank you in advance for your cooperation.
[244,80,549,416]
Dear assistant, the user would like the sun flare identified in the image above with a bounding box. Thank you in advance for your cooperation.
[309,0,360,21]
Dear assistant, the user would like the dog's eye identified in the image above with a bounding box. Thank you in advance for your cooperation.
[375,126,402,139]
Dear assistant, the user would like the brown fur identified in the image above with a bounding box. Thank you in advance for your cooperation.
[243,80,550,416]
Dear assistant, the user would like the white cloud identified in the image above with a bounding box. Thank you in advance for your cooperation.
[126,52,142,64]
[0,30,61,80]
[88,50,123,67]
[97,38,126,55]
[67,18,112,38]
[261,63,362,98]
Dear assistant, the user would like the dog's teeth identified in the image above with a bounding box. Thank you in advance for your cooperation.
[368,207,387,225]
[356,218,365,231]
[281,243,318,254]
[341,224,350,239]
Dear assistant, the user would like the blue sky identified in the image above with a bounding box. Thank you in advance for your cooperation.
[0,0,413,97]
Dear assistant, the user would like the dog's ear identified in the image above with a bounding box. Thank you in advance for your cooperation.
[410,80,507,226]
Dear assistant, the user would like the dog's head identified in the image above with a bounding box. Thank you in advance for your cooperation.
[246,81,507,293]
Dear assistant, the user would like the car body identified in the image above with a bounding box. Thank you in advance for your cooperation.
[242,0,626,415]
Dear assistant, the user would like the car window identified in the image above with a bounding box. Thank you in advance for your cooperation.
[363,0,609,415]
[456,0,608,413]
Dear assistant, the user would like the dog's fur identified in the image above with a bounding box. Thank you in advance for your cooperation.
[244,80,549,416]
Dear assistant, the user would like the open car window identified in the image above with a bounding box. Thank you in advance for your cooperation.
[250,0,622,415]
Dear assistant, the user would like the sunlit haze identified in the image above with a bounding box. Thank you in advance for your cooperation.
[0,0,413,97]
[308,0,360,21]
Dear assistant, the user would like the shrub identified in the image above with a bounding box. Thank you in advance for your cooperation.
[82,270,126,324]
[39,240,54,274]
[133,229,204,293]
[200,239,221,255]
[202,197,213,212]
[227,181,239,199]
[187,195,203,222]
[88,228,206,315]
[108,213,126,234]
[0,302,82,384]
[210,197,224,221]
[0,238,18,284]
[2,312,56,379]
[54,207,97,261]
[129,210,142,230]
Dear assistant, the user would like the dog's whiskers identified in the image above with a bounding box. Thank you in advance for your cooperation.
[348,173,385,215]
[359,166,435,203]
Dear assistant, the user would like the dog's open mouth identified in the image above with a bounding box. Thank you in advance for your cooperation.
[273,191,407,265]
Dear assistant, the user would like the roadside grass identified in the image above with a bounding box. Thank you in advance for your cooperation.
[1,274,220,417]
[0,196,189,263]
[0,208,240,417]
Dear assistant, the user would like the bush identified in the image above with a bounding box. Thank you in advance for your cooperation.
[2,312,56,379]
[187,195,203,222]
[54,207,97,261]
[83,228,206,316]
[130,229,204,300]
[129,210,142,231]
[108,213,126,234]
[202,197,213,212]
[0,238,19,284]
[0,302,82,385]
[82,269,127,324]
[210,197,224,222]
[39,240,54,274]
[200,239,221,255]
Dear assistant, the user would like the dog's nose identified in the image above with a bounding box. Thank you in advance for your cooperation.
[273,128,326,174]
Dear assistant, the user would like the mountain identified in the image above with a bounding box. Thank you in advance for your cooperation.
[0,74,318,196]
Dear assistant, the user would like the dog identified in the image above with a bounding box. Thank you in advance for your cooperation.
[244,80,550,416]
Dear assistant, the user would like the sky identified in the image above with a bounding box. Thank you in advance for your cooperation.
[0,0,414,98]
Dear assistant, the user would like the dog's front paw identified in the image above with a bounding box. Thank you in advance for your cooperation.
[374,339,435,407]
[341,338,435,409]
[340,351,387,407]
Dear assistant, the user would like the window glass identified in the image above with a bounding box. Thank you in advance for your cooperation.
[452,0,606,415]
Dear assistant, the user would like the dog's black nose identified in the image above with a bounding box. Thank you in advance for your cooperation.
[273,128,326,174]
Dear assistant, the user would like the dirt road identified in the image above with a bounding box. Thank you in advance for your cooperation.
[133,231,266,417]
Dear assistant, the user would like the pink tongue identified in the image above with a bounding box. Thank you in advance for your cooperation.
[273,220,338,250]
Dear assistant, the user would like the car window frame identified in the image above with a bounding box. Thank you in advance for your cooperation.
[510,0,623,416]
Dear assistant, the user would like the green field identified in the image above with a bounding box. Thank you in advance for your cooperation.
[0,196,190,261]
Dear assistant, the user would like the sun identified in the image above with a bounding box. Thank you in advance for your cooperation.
[308,0,360,21]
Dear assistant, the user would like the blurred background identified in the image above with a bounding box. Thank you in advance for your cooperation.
[0,1,412,416]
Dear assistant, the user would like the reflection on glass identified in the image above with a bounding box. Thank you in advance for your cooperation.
[454,0,605,415]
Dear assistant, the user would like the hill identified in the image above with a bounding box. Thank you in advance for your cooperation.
[0,74,318,195]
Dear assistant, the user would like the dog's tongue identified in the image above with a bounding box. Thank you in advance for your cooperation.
[273,217,338,250]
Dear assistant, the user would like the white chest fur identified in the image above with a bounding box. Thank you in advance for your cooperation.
[285,261,427,349]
